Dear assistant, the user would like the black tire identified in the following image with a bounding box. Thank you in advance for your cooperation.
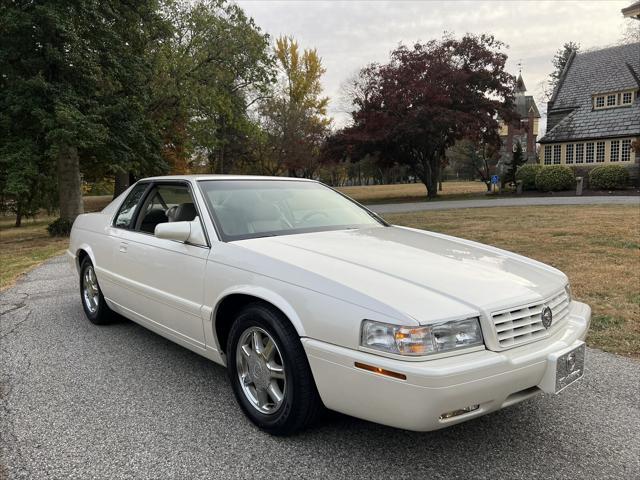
[79,257,112,325]
[226,303,322,436]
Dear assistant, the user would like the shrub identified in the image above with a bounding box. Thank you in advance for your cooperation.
[515,164,544,191]
[588,164,629,190]
[47,218,73,237]
[535,165,575,192]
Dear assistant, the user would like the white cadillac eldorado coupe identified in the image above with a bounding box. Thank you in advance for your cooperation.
[68,175,590,435]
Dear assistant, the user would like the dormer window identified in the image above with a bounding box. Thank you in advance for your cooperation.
[593,90,636,109]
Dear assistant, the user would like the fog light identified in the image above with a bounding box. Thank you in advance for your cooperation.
[439,404,479,420]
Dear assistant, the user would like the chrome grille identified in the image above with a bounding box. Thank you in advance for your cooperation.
[491,290,570,349]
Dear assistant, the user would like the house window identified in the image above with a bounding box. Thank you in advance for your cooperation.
[585,142,594,163]
[594,91,634,109]
[610,140,620,162]
[596,141,605,162]
[575,144,584,163]
[565,144,574,164]
[544,145,552,165]
[553,145,561,164]
[621,139,632,162]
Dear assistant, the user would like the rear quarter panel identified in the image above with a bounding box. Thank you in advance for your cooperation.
[69,212,114,292]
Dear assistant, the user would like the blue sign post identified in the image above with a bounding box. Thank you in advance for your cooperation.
[490,175,500,193]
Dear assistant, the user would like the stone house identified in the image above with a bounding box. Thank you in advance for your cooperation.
[538,43,640,182]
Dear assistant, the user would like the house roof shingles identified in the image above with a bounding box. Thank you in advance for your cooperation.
[539,42,640,143]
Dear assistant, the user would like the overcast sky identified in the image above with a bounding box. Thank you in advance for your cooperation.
[237,0,634,134]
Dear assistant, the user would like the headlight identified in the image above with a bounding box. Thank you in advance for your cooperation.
[360,318,483,356]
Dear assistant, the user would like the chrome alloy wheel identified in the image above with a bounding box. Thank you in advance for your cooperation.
[235,327,287,415]
[82,265,100,314]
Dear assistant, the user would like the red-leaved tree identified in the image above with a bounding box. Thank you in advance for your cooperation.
[334,34,515,198]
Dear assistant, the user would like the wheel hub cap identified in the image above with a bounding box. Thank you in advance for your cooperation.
[248,355,270,390]
[82,266,99,314]
[235,327,287,415]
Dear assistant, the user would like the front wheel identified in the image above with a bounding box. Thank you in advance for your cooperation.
[227,304,322,435]
[79,257,112,325]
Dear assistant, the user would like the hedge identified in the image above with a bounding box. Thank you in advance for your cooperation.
[47,218,73,237]
[588,164,629,190]
[515,165,544,191]
[535,165,575,192]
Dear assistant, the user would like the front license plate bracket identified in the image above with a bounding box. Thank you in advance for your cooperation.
[538,342,586,394]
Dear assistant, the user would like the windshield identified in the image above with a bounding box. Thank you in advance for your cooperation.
[198,180,384,241]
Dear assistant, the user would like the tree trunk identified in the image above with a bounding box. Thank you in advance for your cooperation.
[15,201,22,227]
[56,145,84,222]
[113,171,131,198]
[424,159,439,199]
[424,180,437,198]
[218,148,225,174]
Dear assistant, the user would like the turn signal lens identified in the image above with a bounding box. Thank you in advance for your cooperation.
[354,362,407,380]
[361,318,483,356]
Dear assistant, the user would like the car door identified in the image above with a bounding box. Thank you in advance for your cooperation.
[98,181,151,303]
[106,181,210,350]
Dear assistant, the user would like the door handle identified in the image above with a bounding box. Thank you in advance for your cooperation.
[119,242,128,253]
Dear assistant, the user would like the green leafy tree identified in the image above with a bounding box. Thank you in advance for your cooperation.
[505,141,526,185]
[1,0,168,222]
[149,0,274,180]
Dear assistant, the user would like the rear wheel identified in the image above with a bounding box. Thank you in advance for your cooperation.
[80,257,112,325]
[227,303,322,435]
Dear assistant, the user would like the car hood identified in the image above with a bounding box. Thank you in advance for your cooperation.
[234,226,567,324]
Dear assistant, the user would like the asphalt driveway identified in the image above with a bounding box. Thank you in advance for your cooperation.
[369,195,640,214]
[1,256,639,479]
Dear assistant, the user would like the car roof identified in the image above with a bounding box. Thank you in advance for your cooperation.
[141,174,317,183]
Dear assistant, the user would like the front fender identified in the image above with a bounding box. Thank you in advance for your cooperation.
[212,285,306,337]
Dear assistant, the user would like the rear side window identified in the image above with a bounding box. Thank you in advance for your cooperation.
[114,183,148,229]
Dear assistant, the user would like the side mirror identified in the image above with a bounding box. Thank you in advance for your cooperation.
[154,217,206,246]
[155,221,190,242]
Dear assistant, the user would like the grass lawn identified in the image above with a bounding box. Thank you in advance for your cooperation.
[84,195,112,212]
[0,216,68,290]
[1,203,638,357]
[337,181,487,204]
[384,204,640,357]
[0,195,111,291]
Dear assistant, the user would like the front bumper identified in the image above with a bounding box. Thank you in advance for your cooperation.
[303,300,591,431]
